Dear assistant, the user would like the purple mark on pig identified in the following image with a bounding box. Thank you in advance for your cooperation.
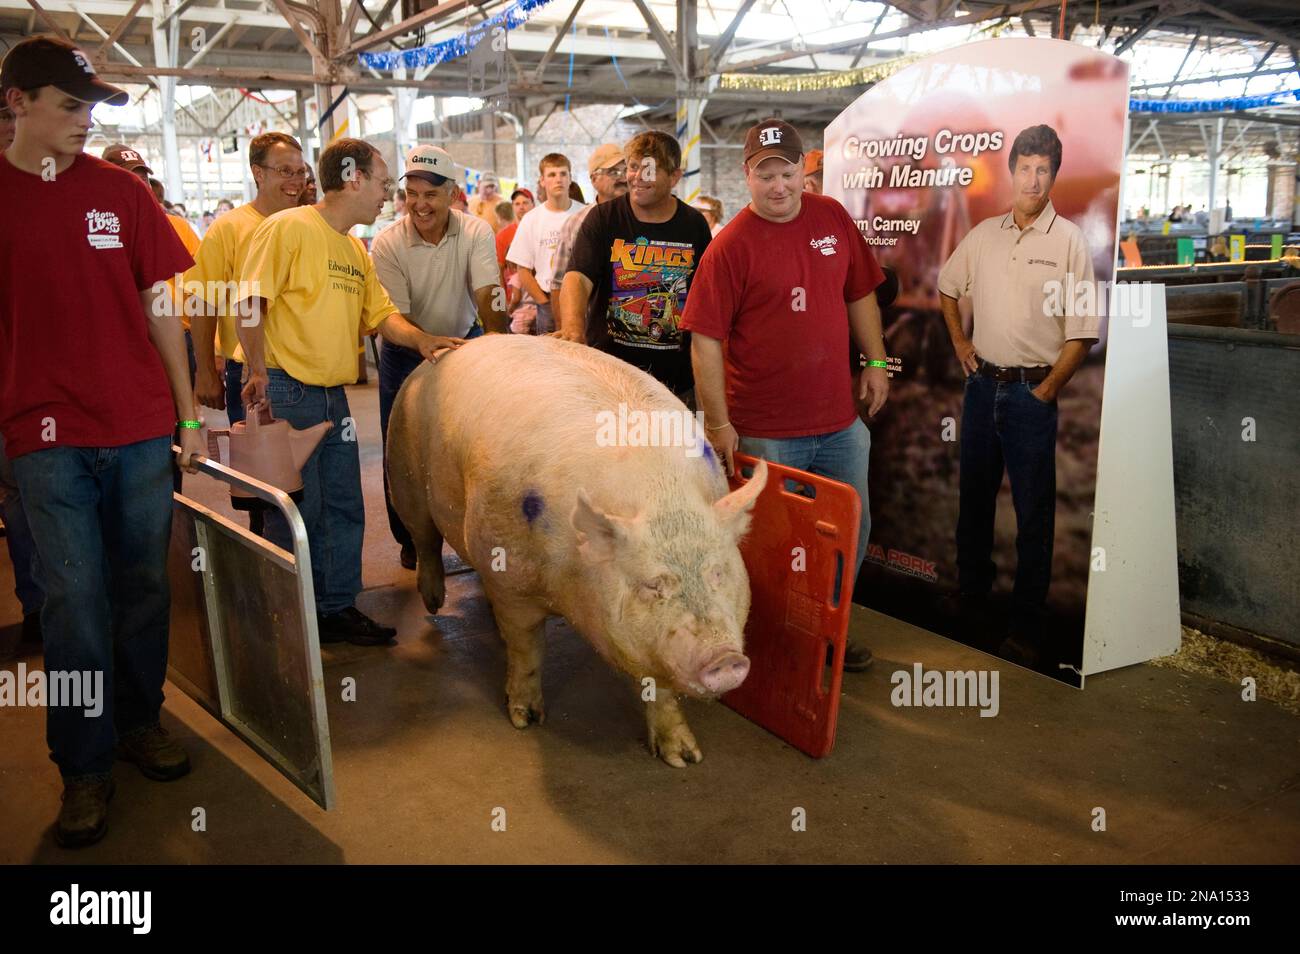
[522,491,544,524]
[700,443,717,471]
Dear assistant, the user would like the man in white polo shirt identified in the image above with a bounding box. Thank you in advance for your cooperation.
[371,144,506,569]
[938,123,1099,668]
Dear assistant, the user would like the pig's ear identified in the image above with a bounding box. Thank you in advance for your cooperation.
[572,490,633,563]
[714,458,767,540]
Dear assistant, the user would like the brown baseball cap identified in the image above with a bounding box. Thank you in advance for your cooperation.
[0,36,128,106]
[102,143,152,174]
[743,117,803,168]
[588,143,624,176]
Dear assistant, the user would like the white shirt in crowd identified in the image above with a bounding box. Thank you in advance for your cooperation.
[504,200,585,302]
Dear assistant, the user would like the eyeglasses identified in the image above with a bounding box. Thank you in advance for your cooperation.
[595,162,627,179]
[626,161,664,181]
[255,163,309,180]
[359,171,396,192]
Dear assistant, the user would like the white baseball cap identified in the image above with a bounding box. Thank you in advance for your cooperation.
[403,144,457,185]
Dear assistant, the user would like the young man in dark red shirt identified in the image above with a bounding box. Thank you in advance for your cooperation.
[1,36,203,847]
[684,119,890,672]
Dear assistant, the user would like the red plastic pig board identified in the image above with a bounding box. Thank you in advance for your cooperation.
[723,454,860,758]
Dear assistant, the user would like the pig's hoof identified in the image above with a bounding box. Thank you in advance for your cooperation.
[650,724,704,768]
[417,570,446,615]
[508,699,546,729]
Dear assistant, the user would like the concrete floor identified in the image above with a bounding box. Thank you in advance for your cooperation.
[1,377,1297,864]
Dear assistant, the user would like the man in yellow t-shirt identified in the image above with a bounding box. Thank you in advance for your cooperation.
[237,138,448,647]
[101,143,200,338]
[185,132,306,423]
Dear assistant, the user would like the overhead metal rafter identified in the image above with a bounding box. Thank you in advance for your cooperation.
[1161,30,1201,98]
[184,17,241,70]
[267,0,328,66]
[160,0,203,31]
[346,0,399,44]
[341,0,472,56]
[631,0,688,83]
[1130,65,1298,90]
[6,0,1294,156]
[698,0,757,77]
[1196,2,1300,51]
[21,0,71,42]
[1114,9,1168,56]
[530,0,584,84]
[720,0,1066,73]
[75,9,144,68]
[92,0,147,60]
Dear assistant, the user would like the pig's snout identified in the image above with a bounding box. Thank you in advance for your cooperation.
[699,652,750,695]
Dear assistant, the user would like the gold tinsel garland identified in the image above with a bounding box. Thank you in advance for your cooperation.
[716,19,1012,94]
[717,53,923,93]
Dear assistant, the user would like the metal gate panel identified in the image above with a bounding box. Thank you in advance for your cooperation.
[1167,326,1300,646]
[168,451,335,809]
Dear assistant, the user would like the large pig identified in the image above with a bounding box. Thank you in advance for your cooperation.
[387,335,767,767]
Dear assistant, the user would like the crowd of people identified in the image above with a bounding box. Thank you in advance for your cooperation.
[2,35,895,849]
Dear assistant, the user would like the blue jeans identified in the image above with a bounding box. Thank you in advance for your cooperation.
[957,370,1057,623]
[10,436,174,781]
[738,418,872,583]
[0,434,45,616]
[261,369,364,616]
[224,358,246,424]
[377,325,484,550]
[534,302,556,335]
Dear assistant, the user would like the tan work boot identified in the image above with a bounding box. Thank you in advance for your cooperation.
[56,776,114,848]
[117,725,191,781]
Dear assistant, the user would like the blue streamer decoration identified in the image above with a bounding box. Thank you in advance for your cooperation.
[604,25,668,112]
[358,0,556,71]
[1129,89,1300,113]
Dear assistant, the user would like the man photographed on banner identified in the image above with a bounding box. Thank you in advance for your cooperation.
[938,123,1099,668]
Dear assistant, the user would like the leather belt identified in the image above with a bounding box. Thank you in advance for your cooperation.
[976,361,1050,384]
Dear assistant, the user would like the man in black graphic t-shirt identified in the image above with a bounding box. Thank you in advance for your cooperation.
[558,131,712,395]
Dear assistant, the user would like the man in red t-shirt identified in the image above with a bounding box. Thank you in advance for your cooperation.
[1,36,202,848]
[682,118,890,672]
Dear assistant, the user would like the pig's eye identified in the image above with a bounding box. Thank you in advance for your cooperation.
[638,575,677,602]
[638,581,664,603]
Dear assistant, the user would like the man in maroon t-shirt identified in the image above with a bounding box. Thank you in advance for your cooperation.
[1,36,202,848]
[683,118,890,672]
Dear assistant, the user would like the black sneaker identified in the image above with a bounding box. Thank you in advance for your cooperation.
[827,640,874,672]
[21,611,42,645]
[117,724,192,781]
[400,545,417,570]
[56,777,114,848]
[318,607,397,646]
[998,634,1044,669]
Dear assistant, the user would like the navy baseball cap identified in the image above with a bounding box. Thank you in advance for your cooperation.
[0,36,129,106]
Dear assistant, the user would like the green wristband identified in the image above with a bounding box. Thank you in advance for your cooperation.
[178,420,202,430]
[867,360,889,369]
